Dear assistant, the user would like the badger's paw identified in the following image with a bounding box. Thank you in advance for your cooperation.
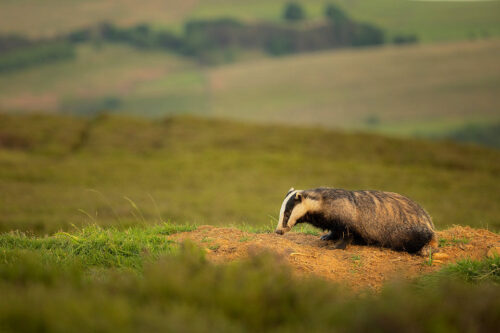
[320,232,337,241]
[331,234,353,250]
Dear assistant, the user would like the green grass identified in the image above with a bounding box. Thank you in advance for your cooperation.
[439,237,471,247]
[420,256,500,284]
[0,113,499,234]
[0,226,499,332]
[208,244,221,251]
[239,236,253,242]
[0,223,195,270]
[2,0,500,42]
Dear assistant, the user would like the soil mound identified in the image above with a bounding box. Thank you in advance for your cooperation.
[169,226,500,290]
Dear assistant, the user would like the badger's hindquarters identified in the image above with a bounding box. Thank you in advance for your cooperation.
[276,188,437,254]
[349,190,436,253]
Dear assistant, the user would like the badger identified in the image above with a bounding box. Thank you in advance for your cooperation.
[275,187,437,254]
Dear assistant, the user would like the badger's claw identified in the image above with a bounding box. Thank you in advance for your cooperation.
[320,232,336,241]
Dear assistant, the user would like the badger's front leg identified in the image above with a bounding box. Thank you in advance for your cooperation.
[333,234,353,250]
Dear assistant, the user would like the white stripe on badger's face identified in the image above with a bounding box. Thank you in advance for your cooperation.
[276,189,322,235]
[277,189,298,231]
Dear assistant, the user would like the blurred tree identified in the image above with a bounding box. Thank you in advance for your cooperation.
[325,3,348,23]
[0,42,75,72]
[283,2,305,22]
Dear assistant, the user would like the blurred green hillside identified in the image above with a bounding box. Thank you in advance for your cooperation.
[1,39,499,142]
[0,113,498,234]
[1,0,500,42]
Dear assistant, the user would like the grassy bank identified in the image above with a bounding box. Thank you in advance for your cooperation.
[0,113,499,233]
[0,224,499,332]
[0,223,195,271]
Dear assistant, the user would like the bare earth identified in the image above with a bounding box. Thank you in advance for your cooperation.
[170,226,500,290]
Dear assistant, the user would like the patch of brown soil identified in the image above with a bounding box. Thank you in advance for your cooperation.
[170,226,500,290]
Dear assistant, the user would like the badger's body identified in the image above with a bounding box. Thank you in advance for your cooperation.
[275,188,437,253]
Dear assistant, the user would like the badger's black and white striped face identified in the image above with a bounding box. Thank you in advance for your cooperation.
[276,188,322,235]
[276,187,320,235]
[276,188,299,234]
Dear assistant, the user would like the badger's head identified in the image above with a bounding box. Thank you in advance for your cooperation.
[275,188,319,235]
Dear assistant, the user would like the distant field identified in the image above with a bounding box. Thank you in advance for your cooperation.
[1,0,500,42]
[0,44,207,117]
[0,113,498,234]
[190,0,500,42]
[0,0,197,37]
[3,40,498,137]
[208,39,500,135]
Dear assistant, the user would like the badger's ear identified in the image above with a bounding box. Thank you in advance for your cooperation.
[285,188,295,198]
[295,192,303,201]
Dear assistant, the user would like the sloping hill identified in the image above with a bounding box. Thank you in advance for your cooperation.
[208,39,500,135]
[0,113,499,234]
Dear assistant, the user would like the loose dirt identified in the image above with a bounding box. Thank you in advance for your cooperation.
[170,226,500,290]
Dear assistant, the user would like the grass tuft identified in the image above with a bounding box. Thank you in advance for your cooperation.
[0,223,196,271]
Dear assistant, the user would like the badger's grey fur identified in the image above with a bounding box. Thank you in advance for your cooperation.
[275,187,437,253]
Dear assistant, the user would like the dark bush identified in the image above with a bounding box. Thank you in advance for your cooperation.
[446,122,500,148]
[0,42,75,73]
[67,29,91,43]
[61,96,122,116]
[325,3,349,23]
[283,2,306,22]
[352,23,385,46]
[265,36,294,56]
[181,19,245,58]
[0,34,32,53]
[393,34,418,45]
[2,13,388,69]
[157,31,183,50]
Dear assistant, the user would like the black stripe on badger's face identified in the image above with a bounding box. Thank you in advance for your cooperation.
[276,189,301,234]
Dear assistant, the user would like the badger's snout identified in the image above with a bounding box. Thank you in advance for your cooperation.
[275,229,284,235]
